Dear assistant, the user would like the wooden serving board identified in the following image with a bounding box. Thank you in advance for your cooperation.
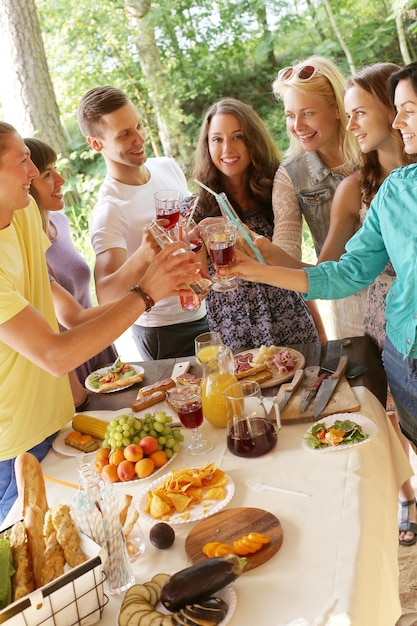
[278,366,360,425]
[185,507,283,572]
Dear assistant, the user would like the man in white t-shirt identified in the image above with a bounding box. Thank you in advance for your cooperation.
[77,86,208,359]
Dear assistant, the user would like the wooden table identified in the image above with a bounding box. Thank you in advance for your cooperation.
[85,335,387,412]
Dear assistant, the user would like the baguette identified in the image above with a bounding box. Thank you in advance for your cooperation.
[235,364,271,380]
[97,371,144,393]
[138,378,176,398]
[241,369,273,384]
[15,453,48,588]
[51,504,87,568]
[131,390,166,412]
[9,521,35,601]
[40,510,65,586]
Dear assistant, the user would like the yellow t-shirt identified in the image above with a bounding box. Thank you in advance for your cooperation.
[0,197,73,460]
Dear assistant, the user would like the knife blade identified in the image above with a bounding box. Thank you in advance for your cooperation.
[313,355,349,419]
[278,368,304,412]
[300,372,328,413]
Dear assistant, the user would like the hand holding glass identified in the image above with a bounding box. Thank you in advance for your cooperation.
[166,385,213,455]
[203,221,238,292]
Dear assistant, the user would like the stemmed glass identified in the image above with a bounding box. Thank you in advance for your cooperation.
[166,385,213,455]
[154,189,183,229]
[203,221,238,292]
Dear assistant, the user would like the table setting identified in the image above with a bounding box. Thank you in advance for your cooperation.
[0,336,413,626]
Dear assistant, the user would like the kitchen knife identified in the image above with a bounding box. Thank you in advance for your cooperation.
[278,368,304,412]
[300,372,328,413]
[313,355,349,419]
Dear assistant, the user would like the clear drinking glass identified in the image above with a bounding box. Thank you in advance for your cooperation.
[194,331,224,367]
[203,221,238,292]
[166,384,213,455]
[154,189,183,229]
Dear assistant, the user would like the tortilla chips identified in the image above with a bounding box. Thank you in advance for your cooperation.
[145,463,228,520]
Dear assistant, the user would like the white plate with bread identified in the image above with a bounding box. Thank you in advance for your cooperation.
[85,363,145,393]
[234,346,305,389]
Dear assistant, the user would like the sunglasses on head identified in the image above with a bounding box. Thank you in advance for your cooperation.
[277,65,321,82]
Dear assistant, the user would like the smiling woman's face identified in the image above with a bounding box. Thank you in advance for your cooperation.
[283,87,340,153]
[393,78,417,154]
[208,113,252,181]
[30,162,65,212]
[344,84,393,154]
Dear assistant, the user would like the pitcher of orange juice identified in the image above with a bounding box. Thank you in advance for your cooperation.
[198,342,237,428]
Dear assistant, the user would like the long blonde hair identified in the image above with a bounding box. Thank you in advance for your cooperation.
[273,56,360,170]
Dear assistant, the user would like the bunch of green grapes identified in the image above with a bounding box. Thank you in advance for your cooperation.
[103,411,184,457]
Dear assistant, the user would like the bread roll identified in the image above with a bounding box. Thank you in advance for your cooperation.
[15,453,48,588]
[131,390,166,412]
[138,378,176,398]
[40,510,65,586]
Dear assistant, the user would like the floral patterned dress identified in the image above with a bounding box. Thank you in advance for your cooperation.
[185,196,320,353]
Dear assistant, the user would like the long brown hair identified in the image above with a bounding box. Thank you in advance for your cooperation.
[24,137,58,233]
[345,63,414,205]
[192,98,282,222]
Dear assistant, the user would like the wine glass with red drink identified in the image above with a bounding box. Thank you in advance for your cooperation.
[166,385,214,455]
[177,219,205,311]
[154,189,183,229]
[203,221,238,292]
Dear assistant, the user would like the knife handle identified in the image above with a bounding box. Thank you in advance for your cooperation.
[329,355,349,379]
[285,368,304,392]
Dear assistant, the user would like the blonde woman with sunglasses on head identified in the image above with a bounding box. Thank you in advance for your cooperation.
[271,56,363,340]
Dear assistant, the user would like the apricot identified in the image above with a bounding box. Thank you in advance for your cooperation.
[124,443,144,463]
[149,450,168,468]
[101,463,119,483]
[117,459,136,482]
[109,449,125,466]
[95,447,111,461]
[135,457,155,479]
[94,458,109,473]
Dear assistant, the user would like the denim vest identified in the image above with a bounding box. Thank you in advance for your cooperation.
[284,151,344,256]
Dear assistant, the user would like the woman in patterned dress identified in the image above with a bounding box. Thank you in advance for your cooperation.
[182,97,319,353]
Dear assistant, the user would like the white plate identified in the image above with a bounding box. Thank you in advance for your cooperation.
[52,427,99,458]
[301,413,378,452]
[139,471,235,524]
[234,346,305,389]
[85,363,145,393]
[156,585,237,624]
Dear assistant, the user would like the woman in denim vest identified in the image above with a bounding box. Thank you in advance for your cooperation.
[272,57,362,339]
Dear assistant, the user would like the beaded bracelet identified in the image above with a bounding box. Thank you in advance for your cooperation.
[130,284,155,312]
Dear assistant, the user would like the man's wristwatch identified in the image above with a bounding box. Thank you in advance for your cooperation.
[130,284,155,312]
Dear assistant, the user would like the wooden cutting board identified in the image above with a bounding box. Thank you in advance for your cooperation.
[278,365,360,425]
[185,507,283,572]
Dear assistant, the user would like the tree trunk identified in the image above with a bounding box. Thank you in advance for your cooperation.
[393,0,412,64]
[322,0,356,74]
[0,0,69,160]
[123,0,191,167]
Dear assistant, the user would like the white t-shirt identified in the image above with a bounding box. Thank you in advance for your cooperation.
[90,157,206,327]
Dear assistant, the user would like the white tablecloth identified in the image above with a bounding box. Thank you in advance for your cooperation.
[3,386,412,626]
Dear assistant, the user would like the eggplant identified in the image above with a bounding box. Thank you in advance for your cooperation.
[182,597,229,623]
[160,554,246,612]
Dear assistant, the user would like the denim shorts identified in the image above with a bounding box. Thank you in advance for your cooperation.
[0,434,57,526]
[383,337,417,447]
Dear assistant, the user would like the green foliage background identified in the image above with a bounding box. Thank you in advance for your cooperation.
[35,0,417,261]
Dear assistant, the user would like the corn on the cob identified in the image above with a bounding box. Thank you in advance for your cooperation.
[72,414,108,440]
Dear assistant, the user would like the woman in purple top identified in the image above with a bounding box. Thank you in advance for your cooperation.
[25,138,117,408]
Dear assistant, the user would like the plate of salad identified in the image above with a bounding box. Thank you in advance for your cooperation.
[301,413,378,452]
[85,361,145,393]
